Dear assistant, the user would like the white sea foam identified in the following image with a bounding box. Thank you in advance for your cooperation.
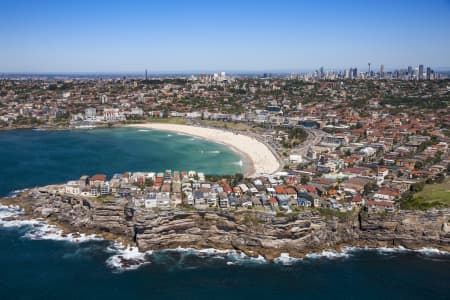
[0,205,41,228]
[416,247,450,256]
[233,160,243,166]
[227,252,267,264]
[23,223,101,243]
[6,190,25,198]
[167,134,173,137]
[160,247,233,258]
[137,129,150,132]
[158,247,267,265]
[0,205,22,218]
[342,246,450,257]
[305,250,350,260]
[0,205,100,243]
[274,253,302,265]
[376,246,410,254]
[207,150,221,154]
[106,242,152,272]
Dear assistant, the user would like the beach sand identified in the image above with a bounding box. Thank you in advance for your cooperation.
[127,123,281,177]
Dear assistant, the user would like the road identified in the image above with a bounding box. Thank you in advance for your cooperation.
[294,128,327,156]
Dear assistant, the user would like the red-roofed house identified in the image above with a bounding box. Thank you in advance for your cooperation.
[365,200,394,212]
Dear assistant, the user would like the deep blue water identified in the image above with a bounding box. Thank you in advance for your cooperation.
[0,128,449,300]
[0,224,449,300]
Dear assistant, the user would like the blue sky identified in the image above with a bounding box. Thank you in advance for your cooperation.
[1,0,450,72]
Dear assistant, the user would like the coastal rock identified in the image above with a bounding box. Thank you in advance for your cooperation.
[3,188,450,259]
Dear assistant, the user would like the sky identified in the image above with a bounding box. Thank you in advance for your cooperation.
[1,0,450,73]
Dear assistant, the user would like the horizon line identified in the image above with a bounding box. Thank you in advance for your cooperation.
[2,66,450,76]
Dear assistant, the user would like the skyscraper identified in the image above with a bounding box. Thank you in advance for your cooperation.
[353,68,358,79]
[380,64,385,78]
[407,66,413,79]
[426,67,432,80]
[344,69,349,79]
[418,64,424,80]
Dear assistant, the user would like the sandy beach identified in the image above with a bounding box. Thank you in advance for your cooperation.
[127,123,281,176]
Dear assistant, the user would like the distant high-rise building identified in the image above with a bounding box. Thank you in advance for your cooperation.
[145,69,148,80]
[407,66,413,78]
[418,64,424,80]
[344,69,349,79]
[353,68,358,79]
[380,64,385,78]
[320,66,324,78]
[426,67,432,80]
[368,62,371,75]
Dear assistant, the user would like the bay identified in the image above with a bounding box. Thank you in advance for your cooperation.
[0,127,242,197]
[0,128,449,300]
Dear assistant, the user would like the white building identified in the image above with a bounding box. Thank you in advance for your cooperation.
[289,154,303,163]
[85,108,97,121]
[103,108,125,121]
[65,181,80,195]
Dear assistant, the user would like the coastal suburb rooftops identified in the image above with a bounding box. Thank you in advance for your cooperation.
[91,174,107,182]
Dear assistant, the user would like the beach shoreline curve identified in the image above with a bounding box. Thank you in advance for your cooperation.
[127,123,282,177]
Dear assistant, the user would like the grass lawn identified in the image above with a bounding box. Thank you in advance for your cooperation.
[123,117,186,125]
[198,120,262,132]
[145,117,186,124]
[403,179,450,210]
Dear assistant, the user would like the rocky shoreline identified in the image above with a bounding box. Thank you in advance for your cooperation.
[1,187,449,260]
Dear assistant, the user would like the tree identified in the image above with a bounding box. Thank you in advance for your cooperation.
[300,177,309,185]
[410,182,425,193]
[364,182,378,196]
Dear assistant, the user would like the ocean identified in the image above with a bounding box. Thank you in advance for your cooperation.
[0,127,242,196]
[0,128,449,300]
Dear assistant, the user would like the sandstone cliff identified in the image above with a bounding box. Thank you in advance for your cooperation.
[2,188,449,260]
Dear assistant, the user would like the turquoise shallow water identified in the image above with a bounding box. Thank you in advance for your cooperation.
[0,128,449,300]
[0,128,242,196]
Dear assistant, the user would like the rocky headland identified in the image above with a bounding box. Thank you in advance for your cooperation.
[2,187,449,260]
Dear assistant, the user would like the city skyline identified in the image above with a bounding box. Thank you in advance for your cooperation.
[1,0,450,72]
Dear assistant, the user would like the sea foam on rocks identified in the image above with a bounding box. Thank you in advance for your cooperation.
[156,247,267,265]
[0,204,41,228]
[23,223,101,243]
[305,250,350,260]
[343,246,450,256]
[0,204,100,243]
[274,253,302,265]
[106,242,152,272]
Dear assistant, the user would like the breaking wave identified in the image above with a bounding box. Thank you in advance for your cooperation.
[343,246,450,257]
[207,150,221,154]
[6,189,25,198]
[23,223,101,243]
[274,253,302,265]
[2,204,449,273]
[233,160,243,166]
[305,250,350,260]
[0,205,100,243]
[158,247,267,265]
[105,242,152,272]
